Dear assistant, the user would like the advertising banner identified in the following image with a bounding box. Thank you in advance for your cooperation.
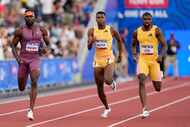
[0,58,80,90]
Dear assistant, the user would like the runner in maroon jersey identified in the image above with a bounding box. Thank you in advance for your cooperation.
[11,9,50,120]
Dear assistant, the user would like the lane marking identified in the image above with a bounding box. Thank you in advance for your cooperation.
[108,95,190,127]
[0,78,173,116]
[26,81,190,127]
[0,82,140,116]
[0,79,137,105]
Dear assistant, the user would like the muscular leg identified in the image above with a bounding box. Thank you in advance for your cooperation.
[151,61,162,92]
[152,81,162,92]
[138,74,147,109]
[29,69,40,111]
[18,77,27,91]
[104,63,114,85]
[94,67,109,109]
[29,59,40,111]
[18,63,29,91]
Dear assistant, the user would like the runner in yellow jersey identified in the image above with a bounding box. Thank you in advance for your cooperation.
[87,11,123,118]
[132,12,167,118]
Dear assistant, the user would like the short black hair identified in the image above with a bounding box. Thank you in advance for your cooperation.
[142,12,152,18]
[25,8,34,13]
[96,11,106,16]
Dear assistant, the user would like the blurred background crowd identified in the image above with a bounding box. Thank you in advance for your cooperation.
[0,0,97,60]
[0,0,189,85]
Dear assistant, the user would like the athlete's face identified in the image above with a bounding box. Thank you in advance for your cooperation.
[24,12,35,26]
[143,15,152,28]
[96,13,105,26]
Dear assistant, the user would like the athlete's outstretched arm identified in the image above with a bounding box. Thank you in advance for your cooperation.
[111,27,123,63]
[11,28,22,64]
[131,30,138,62]
[87,28,95,50]
[156,28,167,61]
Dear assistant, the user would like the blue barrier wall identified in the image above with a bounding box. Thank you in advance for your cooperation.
[0,58,80,90]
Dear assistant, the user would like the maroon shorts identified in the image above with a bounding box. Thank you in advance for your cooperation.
[18,59,40,78]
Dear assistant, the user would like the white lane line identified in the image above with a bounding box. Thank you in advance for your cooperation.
[108,95,190,127]
[0,78,172,116]
[0,84,99,105]
[0,79,136,105]
[26,81,190,127]
[0,79,137,106]
[1,77,172,105]
[0,82,140,117]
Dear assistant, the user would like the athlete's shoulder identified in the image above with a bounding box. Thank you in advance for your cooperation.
[137,25,142,30]
[108,25,119,36]
[153,25,161,31]
[87,27,94,36]
[153,25,162,35]
[134,26,142,35]
[14,25,24,35]
[108,24,118,31]
[108,25,114,32]
[18,24,27,30]
[37,25,48,35]
[135,26,142,33]
[152,25,158,31]
[88,27,94,32]
[37,23,45,29]
[106,24,111,29]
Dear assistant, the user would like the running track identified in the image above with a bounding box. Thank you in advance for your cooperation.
[0,77,190,127]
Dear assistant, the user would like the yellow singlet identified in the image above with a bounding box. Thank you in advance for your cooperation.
[93,25,114,67]
[137,25,159,61]
[136,25,161,81]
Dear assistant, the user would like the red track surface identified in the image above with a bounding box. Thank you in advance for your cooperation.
[0,77,190,127]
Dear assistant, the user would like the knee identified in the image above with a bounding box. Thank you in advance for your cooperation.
[138,74,146,85]
[31,80,37,88]
[139,78,145,86]
[30,73,40,87]
[18,84,25,91]
[18,80,26,91]
[139,79,144,85]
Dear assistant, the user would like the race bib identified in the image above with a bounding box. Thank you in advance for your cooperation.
[26,43,39,52]
[140,44,154,54]
[96,40,108,49]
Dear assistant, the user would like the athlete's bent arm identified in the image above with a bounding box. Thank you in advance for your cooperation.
[87,28,95,50]
[40,26,50,46]
[11,28,22,64]
[111,27,123,62]
[131,31,138,62]
[40,27,50,54]
[156,28,167,61]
